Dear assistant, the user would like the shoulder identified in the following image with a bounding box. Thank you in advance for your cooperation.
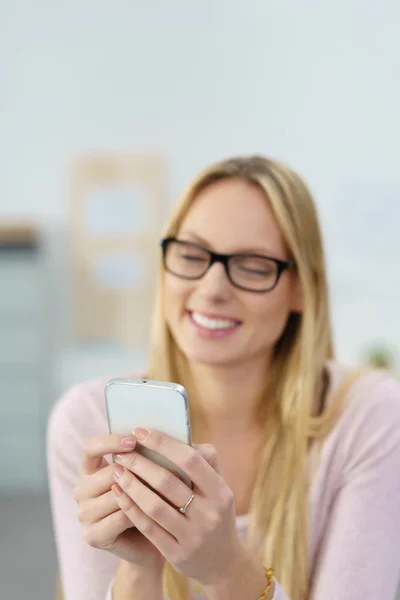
[48,375,113,443]
[326,362,400,471]
[329,361,400,426]
[47,372,146,458]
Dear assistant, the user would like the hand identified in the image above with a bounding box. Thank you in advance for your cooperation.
[112,428,241,587]
[74,433,165,572]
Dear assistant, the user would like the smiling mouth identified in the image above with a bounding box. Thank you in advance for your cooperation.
[188,310,241,331]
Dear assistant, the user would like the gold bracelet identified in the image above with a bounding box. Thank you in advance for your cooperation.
[191,567,274,599]
[257,568,274,600]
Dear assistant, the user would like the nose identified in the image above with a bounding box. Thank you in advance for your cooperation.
[196,261,233,301]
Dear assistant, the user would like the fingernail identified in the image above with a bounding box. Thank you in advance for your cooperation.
[114,454,124,463]
[113,464,124,478]
[133,428,149,441]
[112,484,123,498]
[121,436,136,449]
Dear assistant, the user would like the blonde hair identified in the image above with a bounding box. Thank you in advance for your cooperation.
[147,156,335,600]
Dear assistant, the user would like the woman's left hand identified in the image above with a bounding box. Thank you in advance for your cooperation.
[112,428,241,587]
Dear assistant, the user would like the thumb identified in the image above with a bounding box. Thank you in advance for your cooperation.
[192,443,220,473]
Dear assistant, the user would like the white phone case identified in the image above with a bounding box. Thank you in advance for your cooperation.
[105,378,192,488]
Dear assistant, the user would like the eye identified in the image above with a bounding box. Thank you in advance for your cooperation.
[234,257,276,275]
[180,253,208,262]
[175,242,209,262]
[240,266,271,275]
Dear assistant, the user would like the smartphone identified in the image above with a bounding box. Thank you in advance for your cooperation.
[105,378,192,487]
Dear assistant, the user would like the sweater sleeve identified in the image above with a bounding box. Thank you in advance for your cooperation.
[309,377,400,599]
[105,581,113,600]
[47,380,119,600]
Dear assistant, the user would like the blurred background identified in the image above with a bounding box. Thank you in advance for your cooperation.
[1,1,399,598]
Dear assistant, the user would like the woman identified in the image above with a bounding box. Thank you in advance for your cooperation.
[48,155,400,600]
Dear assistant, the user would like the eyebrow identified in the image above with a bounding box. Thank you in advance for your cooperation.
[178,231,282,257]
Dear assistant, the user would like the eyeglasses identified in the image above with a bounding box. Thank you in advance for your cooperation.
[161,237,293,293]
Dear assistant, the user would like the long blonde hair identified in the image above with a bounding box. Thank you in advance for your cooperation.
[147,156,335,600]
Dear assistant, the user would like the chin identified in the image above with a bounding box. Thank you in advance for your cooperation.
[178,342,241,368]
[187,354,237,368]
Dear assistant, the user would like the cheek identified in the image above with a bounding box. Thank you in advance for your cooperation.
[248,288,292,338]
[164,275,193,320]
[165,274,192,300]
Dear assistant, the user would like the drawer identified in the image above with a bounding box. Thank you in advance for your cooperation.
[0,324,45,364]
[0,255,44,316]
[0,432,46,492]
[0,377,42,430]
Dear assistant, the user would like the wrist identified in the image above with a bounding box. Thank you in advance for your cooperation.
[201,540,273,600]
[118,559,163,581]
[113,560,163,599]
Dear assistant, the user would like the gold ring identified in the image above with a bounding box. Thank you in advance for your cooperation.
[178,491,195,514]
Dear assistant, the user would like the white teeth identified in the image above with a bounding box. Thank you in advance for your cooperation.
[191,311,237,330]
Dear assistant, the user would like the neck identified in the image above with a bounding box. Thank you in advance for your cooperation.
[187,354,272,439]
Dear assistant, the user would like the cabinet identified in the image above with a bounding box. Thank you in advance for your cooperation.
[0,230,48,493]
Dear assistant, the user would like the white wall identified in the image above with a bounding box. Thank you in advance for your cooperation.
[1,0,400,366]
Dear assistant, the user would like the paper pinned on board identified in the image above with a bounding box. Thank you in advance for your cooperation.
[92,253,147,289]
[86,186,149,236]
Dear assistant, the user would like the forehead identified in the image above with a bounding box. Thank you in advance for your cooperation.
[179,178,287,255]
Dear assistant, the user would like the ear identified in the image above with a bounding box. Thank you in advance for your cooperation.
[290,278,303,313]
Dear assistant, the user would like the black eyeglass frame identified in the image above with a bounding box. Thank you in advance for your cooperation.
[161,237,293,293]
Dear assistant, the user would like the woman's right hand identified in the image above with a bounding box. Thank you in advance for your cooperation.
[74,434,165,572]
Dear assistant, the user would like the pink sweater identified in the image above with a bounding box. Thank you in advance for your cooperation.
[47,362,400,600]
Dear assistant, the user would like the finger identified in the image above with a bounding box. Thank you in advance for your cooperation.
[81,434,137,475]
[193,443,220,473]
[132,429,222,494]
[113,464,187,541]
[84,506,132,549]
[75,464,117,501]
[114,451,203,517]
[112,483,180,557]
[78,490,119,524]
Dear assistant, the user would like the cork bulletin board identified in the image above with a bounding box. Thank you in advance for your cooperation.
[70,154,169,349]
